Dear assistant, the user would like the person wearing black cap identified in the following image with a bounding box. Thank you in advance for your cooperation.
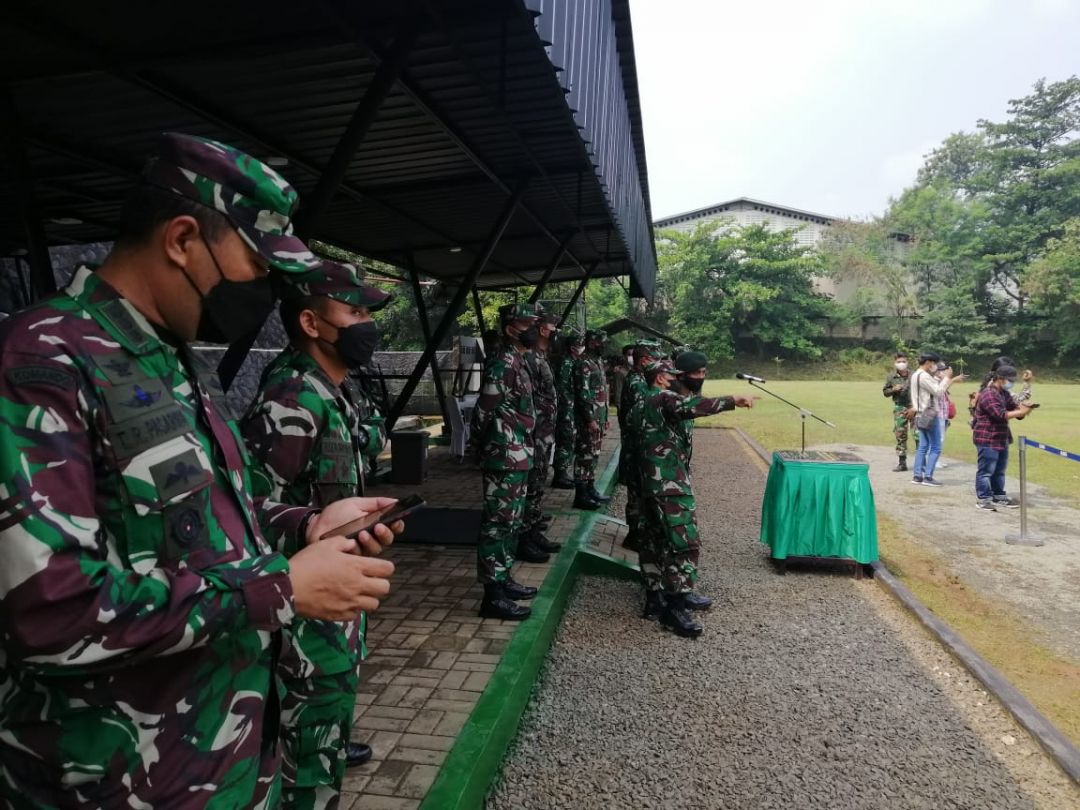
[972,365,1034,510]
[909,351,965,486]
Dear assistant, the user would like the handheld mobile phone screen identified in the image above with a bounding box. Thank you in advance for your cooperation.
[320,495,426,540]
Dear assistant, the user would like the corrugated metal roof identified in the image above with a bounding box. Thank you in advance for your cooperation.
[0,0,656,299]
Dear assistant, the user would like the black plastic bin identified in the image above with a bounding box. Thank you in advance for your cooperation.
[390,429,429,485]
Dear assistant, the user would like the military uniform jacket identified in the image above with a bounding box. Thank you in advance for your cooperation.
[524,349,557,444]
[638,388,734,498]
[554,354,576,425]
[473,346,535,471]
[0,267,302,808]
[883,371,912,410]
[572,353,608,427]
[241,347,386,680]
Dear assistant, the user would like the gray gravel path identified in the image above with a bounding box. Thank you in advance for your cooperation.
[489,428,1080,810]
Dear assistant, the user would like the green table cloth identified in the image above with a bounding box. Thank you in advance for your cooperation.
[759,450,879,564]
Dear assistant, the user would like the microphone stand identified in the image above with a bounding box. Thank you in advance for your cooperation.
[746,380,836,457]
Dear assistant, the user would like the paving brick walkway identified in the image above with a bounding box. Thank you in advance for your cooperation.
[341,433,620,809]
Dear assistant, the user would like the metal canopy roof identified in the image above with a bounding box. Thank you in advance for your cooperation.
[0,0,657,299]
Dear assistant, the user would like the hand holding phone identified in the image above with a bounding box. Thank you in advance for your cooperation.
[320,494,426,542]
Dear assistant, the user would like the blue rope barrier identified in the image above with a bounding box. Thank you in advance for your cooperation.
[1022,438,1080,464]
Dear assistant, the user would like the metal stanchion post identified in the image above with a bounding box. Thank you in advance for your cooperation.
[1007,436,1043,547]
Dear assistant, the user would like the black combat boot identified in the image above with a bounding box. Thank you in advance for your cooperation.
[503,577,538,601]
[515,534,551,564]
[683,592,713,611]
[642,591,665,621]
[551,470,575,489]
[479,583,531,620]
[345,742,373,767]
[573,482,601,510]
[660,594,703,638]
[587,482,611,504]
[892,455,908,472]
[621,531,640,551]
[529,527,562,553]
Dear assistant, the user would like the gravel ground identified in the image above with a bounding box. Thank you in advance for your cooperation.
[489,428,1080,810]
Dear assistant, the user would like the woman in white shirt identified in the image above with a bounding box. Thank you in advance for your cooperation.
[909,352,964,486]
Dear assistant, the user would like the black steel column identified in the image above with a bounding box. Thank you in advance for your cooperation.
[295,23,418,232]
[471,286,486,334]
[558,262,599,326]
[1,89,55,300]
[528,233,573,304]
[387,181,528,429]
[405,259,452,430]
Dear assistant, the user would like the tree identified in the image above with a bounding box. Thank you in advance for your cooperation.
[657,221,832,360]
[918,284,1003,362]
[1024,218,1080,358]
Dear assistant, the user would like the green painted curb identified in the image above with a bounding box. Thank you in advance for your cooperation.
[419,448,623,810]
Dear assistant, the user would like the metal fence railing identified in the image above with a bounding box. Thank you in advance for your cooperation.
[1009,436,1080,547]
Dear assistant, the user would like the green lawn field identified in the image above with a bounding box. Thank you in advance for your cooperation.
[700,380,1080,504]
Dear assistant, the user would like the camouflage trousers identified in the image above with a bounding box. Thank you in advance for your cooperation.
[477,469,529,583]
[524,436,554,531]
[553,412,576,477]
[642,494,700,594]
[280,670,359,810]
[893,408,912,456]
[573,419,601,482]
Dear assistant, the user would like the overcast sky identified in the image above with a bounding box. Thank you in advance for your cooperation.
[629,0,1080,221]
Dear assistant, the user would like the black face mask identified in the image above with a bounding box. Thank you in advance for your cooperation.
[517,325,540,348]
[321,317,379,369]
[683,377,705,394]
[183,238,275,344]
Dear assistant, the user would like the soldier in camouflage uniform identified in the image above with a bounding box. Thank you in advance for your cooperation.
[572,329,611,509]
[617,339,664,553]
[518,307,562,559]
[471,303,541,620]
[637,358,754,637]
[0,134,400,808]
[241,260,392,809]
[883,352,914,472]
[551,326,583,490]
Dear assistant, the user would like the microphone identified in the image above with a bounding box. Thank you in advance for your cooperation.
[735,372,766,383]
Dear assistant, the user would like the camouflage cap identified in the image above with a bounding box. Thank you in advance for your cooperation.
[643,358,680,377]
[561,326,585,344]
[585,329,608,343]
[535,305,561,327]
[499,302,540,326]
[279,260,392,311]
[142,132,319,274]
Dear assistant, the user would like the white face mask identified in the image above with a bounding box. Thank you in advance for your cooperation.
[895,362,908,371]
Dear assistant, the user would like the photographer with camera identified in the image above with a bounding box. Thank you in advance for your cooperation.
[973,365,1036,512]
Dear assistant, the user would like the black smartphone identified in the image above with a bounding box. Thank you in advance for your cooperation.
[320,494,426,540]
[1026,403,1041,408]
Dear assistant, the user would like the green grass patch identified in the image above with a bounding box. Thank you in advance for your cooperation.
[875,514,1080,747]
[702,380,1080,504]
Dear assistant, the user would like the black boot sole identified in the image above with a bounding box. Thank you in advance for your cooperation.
[479,604,532,620]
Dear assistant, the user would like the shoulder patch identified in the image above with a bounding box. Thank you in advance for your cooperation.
[6,365,77,391]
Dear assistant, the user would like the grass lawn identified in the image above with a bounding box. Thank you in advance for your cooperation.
[701,380,1080,504]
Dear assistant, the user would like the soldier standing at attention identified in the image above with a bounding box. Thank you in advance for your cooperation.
[518,307,562,559]
[472,303,541,620]
[617,339,664,552]
[572,329,611,509]
[883,351,913,472]
[550,326,583,490]
[637,358,754,637]
[0,133,401,808]
[241,260,392,808]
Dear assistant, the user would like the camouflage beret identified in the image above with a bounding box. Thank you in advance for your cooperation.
[499,302,540,326]
[585,329,607,342]
[280,260,392,311]
[674,350,708,373]
[142,132,319,274]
